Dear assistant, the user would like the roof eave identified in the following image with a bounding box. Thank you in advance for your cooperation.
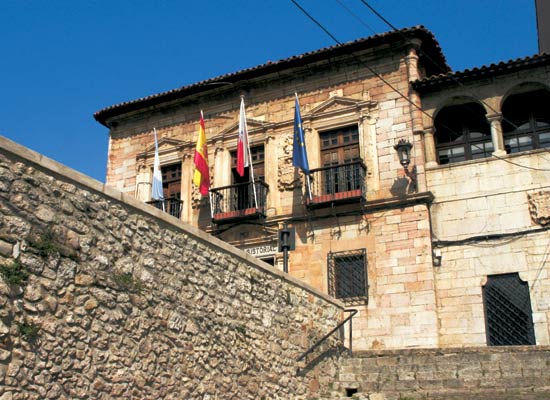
[94,26,448,127]
[412,53,550,93]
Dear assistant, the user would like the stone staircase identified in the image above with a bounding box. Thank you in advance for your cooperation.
[309,346,550,400]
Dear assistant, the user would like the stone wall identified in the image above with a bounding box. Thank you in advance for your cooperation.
[335,346,550,399]
[101,35,443,352]
[0,136,345,400]
[427,153,550,347]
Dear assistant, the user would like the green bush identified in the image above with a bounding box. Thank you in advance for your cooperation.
[112,272,143,293]
[18,321,40,343]
[0,259,28,285]
[27,230,78,260]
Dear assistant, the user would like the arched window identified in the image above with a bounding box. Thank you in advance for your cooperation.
[502,89,550,153]
[434,102,492,165]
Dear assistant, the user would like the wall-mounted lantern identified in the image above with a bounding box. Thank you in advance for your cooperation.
[394,139,413,171]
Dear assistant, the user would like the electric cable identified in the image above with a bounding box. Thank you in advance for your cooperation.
[292,0,550,172]
[355,0,550,172]
[432,226,550,248]
[357,0,519,129]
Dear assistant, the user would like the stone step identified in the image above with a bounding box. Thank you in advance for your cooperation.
[311,389,550,400]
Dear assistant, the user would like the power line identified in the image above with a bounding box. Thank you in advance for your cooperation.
[290,0,340,44]
[332,0,550,172]
[356,0,531,134]
[289,0,423,122]
[334,0,377,34]
[291,0,550,172]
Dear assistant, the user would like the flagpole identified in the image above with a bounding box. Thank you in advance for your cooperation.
[294,93,313,202]
[306,172,313,202]
[201,110,214,219]
[152,127,165,212]
[241,96,258,210]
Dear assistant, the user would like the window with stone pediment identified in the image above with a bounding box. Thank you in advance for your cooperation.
[502,89,550,153]
[434,102,493,165]
[230,145,265,183]
[212,145,266,215]
[319,125,362,194]
[147,163,182,218]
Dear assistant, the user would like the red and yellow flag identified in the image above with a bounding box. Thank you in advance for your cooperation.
[193,111,210,195]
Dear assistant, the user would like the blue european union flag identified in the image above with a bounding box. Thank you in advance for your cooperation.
[293,94,310,174]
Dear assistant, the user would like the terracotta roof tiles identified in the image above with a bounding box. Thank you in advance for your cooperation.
[94,26,448,126]
[413,52,550,92]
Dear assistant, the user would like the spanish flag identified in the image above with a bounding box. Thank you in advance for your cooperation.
[193,111,210,195]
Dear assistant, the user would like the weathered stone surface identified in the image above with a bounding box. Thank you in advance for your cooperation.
[334,347,550,399]
[0,140,343,399]
[0,240,12,257]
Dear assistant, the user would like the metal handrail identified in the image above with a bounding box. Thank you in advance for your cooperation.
[210,181,269,218]
[297,309,357,362]
[210,180,269,192]
[307,161,366,205]
[146,198,183,218]
[308,160,367,174]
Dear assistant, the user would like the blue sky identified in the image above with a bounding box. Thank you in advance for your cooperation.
[0,1,538,182]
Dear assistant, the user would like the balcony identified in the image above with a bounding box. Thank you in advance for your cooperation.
[146,198,183,218]
[306,161,366,208]
[211,181,269,223]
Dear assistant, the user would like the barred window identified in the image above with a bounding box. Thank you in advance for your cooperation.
[327,249,368,304]
[482,273,536,346]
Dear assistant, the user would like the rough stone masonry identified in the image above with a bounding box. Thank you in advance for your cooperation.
[0,135,345,399]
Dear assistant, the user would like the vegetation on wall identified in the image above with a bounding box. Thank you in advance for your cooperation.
[0,259,28,286]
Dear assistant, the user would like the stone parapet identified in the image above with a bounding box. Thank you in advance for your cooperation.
[0,135,344,399]
[333,346,550,399]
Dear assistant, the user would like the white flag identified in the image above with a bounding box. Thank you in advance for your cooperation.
[237,97,249,177]
[151,128,164,200]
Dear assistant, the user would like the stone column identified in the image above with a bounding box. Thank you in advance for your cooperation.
[423,127,438,168]
[487,113,507,156]
[180,153,192,223]
[264,131,277,213]
[359,110,380,193]
[213,141,230,188]
[135,162,152,202]
[404,39,424,135]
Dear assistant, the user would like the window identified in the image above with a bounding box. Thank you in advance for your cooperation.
[161,163,182,199]
[434,103,493,164]
[216,145,266,214]
[320,126,360,166]
[319,126,362,194]
[482,273,536,346]
[230,145,265,183]
[502,89,550,153]
[148,163,182,218]
[327,249,368,304]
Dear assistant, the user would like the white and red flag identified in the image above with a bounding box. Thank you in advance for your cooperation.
[236,97,249,177]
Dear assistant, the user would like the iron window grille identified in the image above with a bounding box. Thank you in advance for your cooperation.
[482,272,536,346]
[327,249,368,305]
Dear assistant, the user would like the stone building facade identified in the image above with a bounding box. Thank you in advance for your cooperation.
[414,54,550,347]
[94,27,550,351]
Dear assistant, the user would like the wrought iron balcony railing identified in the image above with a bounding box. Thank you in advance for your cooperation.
[146,198,183,219]
[210,181,269,223]
[306,160,366,208]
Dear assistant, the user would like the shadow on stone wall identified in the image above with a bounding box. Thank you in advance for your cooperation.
[0,136,345,400]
